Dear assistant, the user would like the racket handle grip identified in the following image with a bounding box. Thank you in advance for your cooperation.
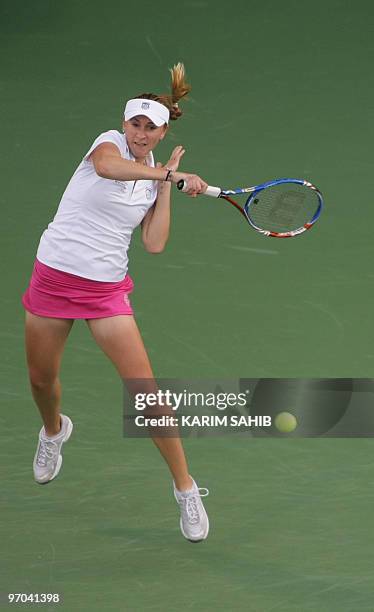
[176,180,221,198]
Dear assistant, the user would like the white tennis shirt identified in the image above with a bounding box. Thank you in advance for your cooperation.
[36,130,158,281]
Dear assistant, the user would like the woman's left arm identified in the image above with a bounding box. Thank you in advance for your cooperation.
[141,146,185,254]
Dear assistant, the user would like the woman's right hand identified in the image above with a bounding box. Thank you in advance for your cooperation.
[170,171,208,197]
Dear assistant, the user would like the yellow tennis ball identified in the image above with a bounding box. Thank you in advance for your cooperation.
[274,411,297,433]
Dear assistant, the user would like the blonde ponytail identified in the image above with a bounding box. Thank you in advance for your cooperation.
[134,62,191,121]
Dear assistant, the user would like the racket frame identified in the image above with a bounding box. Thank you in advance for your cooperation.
[178,177,323,238]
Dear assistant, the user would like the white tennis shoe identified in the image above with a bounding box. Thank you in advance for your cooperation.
[174,477,209,542]
[33,414,73,484]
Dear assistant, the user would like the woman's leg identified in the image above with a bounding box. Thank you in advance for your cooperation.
[25,311,74,436]
[86,315,193,491]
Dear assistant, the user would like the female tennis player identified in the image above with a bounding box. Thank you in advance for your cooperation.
[22,63,210,543]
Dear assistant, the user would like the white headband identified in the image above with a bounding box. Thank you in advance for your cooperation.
[124,98,170,126]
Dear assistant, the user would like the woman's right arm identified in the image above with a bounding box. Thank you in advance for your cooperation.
[89,143,207,195]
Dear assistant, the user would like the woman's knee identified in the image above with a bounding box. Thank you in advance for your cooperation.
[28,367,59,391]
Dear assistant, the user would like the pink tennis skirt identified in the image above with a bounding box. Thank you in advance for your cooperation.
[22,259,134,319]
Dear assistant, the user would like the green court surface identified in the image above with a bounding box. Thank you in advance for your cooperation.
[2,1,374,610]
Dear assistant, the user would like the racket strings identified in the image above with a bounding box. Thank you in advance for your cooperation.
[247,184,319,233]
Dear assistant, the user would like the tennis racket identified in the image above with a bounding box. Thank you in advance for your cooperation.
[177,177,323,238]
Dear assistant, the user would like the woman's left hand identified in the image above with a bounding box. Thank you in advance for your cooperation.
[164,145,185,172]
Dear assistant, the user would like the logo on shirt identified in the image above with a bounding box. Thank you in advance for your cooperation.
[145,187,152,200]
[115,180,128,193]
[141,102,150,110]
